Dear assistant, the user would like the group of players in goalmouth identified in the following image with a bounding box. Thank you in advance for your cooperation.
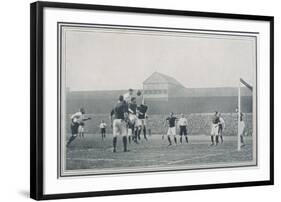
[66,89,247,152]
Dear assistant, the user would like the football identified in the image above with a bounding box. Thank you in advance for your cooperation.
[137,90,142,96]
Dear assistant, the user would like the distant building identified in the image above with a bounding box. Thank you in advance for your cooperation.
[142,72,251,101]
[143,72,185,101]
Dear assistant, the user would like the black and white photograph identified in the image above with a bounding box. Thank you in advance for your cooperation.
[59,23,257,176]
[29,1,274,200]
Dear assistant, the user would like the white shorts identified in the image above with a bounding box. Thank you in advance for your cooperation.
[78,125,84,133]
[128,114,138,124]
[113,119,127,137]
[238,125,245,136]
[167,127,176,136]
[211,124,219,136]
[136,119,146,127]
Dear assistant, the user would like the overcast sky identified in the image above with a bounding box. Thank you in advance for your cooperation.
[64,27,256,91]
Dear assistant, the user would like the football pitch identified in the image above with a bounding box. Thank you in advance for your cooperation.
[65,134,254,173]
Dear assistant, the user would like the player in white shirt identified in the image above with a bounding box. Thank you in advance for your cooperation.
[218,113,225,143]
[66,108,91,147]
[178,114,188,143]
[123,89,134,104]
[99,120,107,140]
[210,111,220,146]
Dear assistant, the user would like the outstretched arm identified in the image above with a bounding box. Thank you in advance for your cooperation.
[82,117,91,121]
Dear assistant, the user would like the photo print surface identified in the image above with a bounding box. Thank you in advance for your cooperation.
[58,23,257,177]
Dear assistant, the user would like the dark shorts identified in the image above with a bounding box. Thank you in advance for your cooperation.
[127,121,135,129]
[71,122,79,135]
[179,126,187,136]
[101,128,106,134]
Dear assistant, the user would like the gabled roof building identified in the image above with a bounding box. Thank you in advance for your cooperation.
[143,72,185,101]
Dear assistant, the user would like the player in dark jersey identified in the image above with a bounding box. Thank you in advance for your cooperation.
[166,112,178,146]
[136,102,148,141]
[210,111,220,146]
[110,95,129,152]
[218,113,225,143]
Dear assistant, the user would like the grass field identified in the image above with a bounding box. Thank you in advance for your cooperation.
[65,133,254,174]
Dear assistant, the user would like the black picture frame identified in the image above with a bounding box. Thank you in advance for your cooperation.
[30,1,274,200]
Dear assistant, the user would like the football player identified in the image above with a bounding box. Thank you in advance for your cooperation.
[136,100,148,141]
[178,113,188,143]
[110,95,129,152]
[218,113,225,143]
[166,112,178,146]
[128,97,138,143]
[99,120,107,140]
[239,113,246,147]
[66,108,91,147]
[123,88,134,104]
[210,111,220,146]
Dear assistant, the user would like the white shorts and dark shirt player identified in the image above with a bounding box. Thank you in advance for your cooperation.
[136,104,148,141]
[111,97,129,152]
[166,115,177,145]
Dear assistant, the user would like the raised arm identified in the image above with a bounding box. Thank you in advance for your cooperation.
[110,109,114,127]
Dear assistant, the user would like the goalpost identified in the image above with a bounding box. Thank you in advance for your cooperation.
[237,78,253,151]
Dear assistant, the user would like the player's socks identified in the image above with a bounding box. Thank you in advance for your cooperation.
[174,137,177,144]
[215,136,219,145]
[185,136,188,143]
[240,135,245,146]
[180,137,182,143]
[128,136,131,144]
[113,137,117,152]
[66,135,76,147]
[220,136,223,143]
[240,135,244,144]
[167,136,172,146]
[210,136,214,145]
[138,129,141,141]
[134,130,139,143]
[143,127,148,141]
[123,136,128,152]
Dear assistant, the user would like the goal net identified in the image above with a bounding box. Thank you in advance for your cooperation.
[237,78,253,151]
